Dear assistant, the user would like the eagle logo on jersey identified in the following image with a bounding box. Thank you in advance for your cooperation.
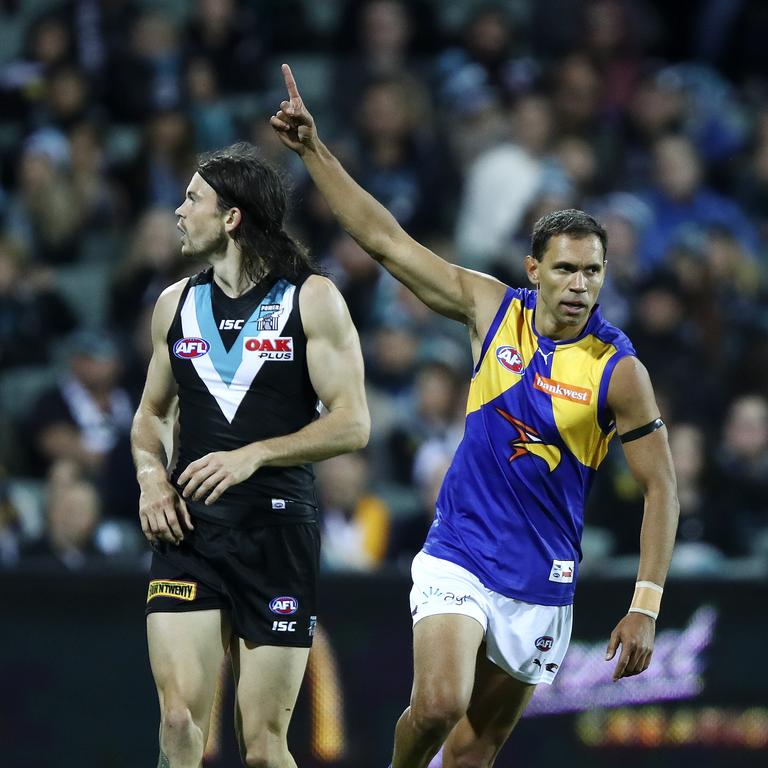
[495,408,561,472]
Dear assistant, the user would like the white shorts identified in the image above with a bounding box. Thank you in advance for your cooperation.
[410,551,573,685]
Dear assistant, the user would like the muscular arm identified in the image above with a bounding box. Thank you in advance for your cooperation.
[270,64,506,340]
[131,280,191,543]
[178,276,370,504]
[604,356,679,680]
[250,275,370,465]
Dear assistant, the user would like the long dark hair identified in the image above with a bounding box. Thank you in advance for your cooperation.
[196,142,319,284]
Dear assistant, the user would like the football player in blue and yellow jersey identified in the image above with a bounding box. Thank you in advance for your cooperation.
[273,65,679,768]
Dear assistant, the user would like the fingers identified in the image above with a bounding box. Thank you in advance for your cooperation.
[205,477,234,506]
[605,630,619,661]
[177,495,194,531]
[163,507,184,542]
[270,115,291,131]
[613,642,632,681]
[282,63,301,102]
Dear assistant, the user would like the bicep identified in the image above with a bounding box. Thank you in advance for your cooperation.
[608,357,673,489]
[302,279,366,414]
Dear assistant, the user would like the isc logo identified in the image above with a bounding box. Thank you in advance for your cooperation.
[269,596,298,615]
[219,319,244,330]
[244,337,293,360]
[272,620,297,632]
[173,337,210,359]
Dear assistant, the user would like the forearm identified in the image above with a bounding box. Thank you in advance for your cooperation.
[248,406,369,468]
[131,408,175,479]
[303,140,400,258]
[636,483,679,587]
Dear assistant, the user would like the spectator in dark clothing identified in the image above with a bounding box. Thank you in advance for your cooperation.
[22,460,103,570]
[24,331,136,519]
[712,395,768,556]
[0,237,77,369]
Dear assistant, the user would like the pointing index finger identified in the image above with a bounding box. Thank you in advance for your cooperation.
[282,63,301,103]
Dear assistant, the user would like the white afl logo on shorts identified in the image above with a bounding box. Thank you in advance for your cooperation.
[269,596,299,615]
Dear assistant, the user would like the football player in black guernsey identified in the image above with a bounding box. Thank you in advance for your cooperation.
[131,142,369,768]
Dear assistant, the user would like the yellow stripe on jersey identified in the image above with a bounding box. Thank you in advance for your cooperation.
[548,339,617,469]
[467,298,537,415]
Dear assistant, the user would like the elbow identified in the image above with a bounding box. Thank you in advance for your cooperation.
[351,414,371,451]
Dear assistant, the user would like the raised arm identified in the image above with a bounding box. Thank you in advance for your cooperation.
[270,64,506,337]
[177,275,369,505]
[604,356,679,681]
[131,279,192,544]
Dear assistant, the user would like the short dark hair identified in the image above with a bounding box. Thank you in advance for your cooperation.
[531,209,607,262]
[197,142,319,284]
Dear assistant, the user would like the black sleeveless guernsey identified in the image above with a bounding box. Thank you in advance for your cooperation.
[167,268,319,526]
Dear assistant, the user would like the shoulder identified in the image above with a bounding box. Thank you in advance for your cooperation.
[152,277,190,338]
[591,312,637,357]
[607,356,654,411]
[298,275,350,339]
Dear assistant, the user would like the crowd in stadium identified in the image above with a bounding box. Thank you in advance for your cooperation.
[1,0,767,577]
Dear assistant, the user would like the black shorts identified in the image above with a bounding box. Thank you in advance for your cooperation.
[145,517,320,647]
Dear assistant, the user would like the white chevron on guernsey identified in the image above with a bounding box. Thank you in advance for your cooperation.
[180,283,296,423]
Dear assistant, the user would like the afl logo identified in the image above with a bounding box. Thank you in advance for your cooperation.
[535,636,554,652]
[496,345,525,374]
[173,337,210,359]
[269,596,299,615]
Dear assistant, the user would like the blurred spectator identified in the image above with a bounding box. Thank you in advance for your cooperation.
[185,57,235,151]
[117,109,196,215]
[318,453,390,571]
[625,270,720,422]
[353,76,454,238]
[67,119,116,227]
[22,460,103,569]
[638,134,759,270]
[106,11,184,122]
[387,451,451,566]
[5,128,88,263]
[668,423,725,573]
[386,359,464,485]
[110,207,190,330]
[455,93,561,269]
[0,236,77,369]
[25,331,134,482]
[184,0,265,96]
[712,395,768,556]
[0,471,22,568]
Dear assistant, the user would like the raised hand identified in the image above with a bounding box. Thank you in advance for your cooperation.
[270,63,318,155]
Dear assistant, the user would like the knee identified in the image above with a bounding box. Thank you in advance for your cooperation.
[161,702,196,735]
[239,723,288,768]
[409,692,467,737]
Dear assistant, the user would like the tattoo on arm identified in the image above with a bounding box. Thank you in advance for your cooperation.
[157,751,171,768]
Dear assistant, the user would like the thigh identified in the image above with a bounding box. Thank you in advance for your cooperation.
[147,609,231,723]
[411,614,486,710]
[443,648,535,768]
[231,639,311,736]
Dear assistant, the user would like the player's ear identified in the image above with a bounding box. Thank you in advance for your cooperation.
[524,255,540,286]
[224,207,241,233]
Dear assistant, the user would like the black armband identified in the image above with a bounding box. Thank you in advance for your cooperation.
[619,418,664,444]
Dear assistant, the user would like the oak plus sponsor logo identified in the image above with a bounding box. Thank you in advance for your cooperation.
[269,596,299,615]
[244,336,293,360]
[173,337,210,359]
[533,373,592,404]
[495,345,525,374]
[146,580,197,602]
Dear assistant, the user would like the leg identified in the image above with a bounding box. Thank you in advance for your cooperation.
[441,647,535,768]
[231,640,310,768]
[147,610,231,768]
[392,614,485,768]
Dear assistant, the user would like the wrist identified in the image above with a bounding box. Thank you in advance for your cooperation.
[136,463,167,486]
[628,580,663,620]
[244,441,270,471]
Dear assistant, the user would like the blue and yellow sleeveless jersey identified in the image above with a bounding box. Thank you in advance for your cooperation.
[423,287,636,605]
